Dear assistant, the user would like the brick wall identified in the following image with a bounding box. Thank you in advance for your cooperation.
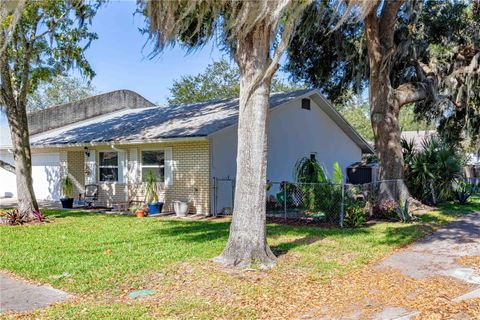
[97,183,128,207]
[67,151,85,198]
[64,141,211,214]
[130,141,211,215]
[165,141,210,215]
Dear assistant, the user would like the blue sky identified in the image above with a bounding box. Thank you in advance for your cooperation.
[82,1,227,104]
[0,1,294,127]
[0,1,226,126]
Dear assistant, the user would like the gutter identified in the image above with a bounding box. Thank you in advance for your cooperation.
[25,136,209,150]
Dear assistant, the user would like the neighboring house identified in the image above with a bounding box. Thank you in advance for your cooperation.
[400,130,436,148]
[0,89,373,215]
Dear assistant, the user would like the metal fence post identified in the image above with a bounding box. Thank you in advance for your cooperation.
[283,182,287,220]
[340,183,345,228]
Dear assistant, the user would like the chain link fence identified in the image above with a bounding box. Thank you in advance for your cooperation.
[213,177,409,227]
[266,181,343,224]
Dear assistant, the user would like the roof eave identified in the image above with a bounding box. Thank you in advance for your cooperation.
[26,136,209,149]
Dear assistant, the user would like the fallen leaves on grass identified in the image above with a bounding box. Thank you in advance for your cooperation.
[124,252,480,320]
[458,256,480,273]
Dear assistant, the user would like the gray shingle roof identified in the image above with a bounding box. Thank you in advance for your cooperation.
[31,90,312,146]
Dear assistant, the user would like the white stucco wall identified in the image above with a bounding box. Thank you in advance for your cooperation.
[0,151,62,201]
[210,97,363,213]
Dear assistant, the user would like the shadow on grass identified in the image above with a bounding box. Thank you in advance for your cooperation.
[379,223,435,247]
[149,219,372,256]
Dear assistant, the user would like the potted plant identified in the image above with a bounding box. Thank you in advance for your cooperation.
[60,176,74,209]
[144,170,163,215]
[135,207,145,218]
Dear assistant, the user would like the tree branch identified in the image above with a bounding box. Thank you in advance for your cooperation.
[364,1,382,67]
[379,0,403,48]
[0,159,15,174]
[32,3,78,42]
[394,82,429,106]
[18,11,40,109]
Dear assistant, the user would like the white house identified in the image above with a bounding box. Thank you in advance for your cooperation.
[0,89,373,214]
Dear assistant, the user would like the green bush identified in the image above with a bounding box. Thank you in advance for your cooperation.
[343,202,366,228]
[396,199,415,222]
[402,136,463,204]
[61,176,74,198]
[453,180,477,205]
[293,157,343,223]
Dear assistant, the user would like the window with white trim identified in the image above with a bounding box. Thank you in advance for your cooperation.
[99,151,119,182]
[141,150,165,182]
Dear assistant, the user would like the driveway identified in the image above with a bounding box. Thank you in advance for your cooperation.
[0,198,60,209]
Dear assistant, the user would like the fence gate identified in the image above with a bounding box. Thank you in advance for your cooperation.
[213,177,235,216]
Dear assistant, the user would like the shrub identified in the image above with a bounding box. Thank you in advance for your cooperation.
[396,199,415,222]
[372,198,397,220]
[5,209,26,225]
[343,202,366,228]
[454,180,477,205]
[144,170,159,204]
[293,157,343,223]
[32,210,45,222]
[61,176,74,198]
[402,136,463,204]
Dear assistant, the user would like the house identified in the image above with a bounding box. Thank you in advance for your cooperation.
[400,130,436,148]
[0,89,373,215]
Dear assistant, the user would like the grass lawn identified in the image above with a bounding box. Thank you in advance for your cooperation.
[1,196,479,319]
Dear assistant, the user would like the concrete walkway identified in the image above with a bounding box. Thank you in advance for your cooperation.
[377,212,480,285]
[0,198,60,209]
[371,212,480,319]
[0,273,70,313]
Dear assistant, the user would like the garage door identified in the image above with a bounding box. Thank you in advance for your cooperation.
[0,152,61,200]
[0,153,16,199]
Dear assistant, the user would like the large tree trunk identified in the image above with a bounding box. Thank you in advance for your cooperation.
[369,69,410,201]
[213,23,277,268]
[365,0,410,201]
[5,102,39,219]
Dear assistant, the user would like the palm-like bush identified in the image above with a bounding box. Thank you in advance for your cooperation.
[402,136,463,204]
[293,157,343,222]
[61,176,74,199]
[293,157,328,184]
[144,170,159,204]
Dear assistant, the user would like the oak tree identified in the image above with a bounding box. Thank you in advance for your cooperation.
[0,1,99,219]
[141,0,312,268]
[286,0,480,200]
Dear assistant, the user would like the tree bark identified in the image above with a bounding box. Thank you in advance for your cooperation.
[365,0,410,201]
[0,40,38,219]
[5,102,39,219]
[213,23,277,268]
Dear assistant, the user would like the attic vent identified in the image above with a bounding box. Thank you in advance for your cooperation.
[301,98,311,110]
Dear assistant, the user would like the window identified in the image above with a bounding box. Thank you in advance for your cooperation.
[141,150,165,182]
[99,151,118,182]
[301,98,311,110]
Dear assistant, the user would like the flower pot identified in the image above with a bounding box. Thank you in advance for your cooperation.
[60,198,74,209]
[148,202,164,215]
[173,201,189,217]
[136,209,145,218]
